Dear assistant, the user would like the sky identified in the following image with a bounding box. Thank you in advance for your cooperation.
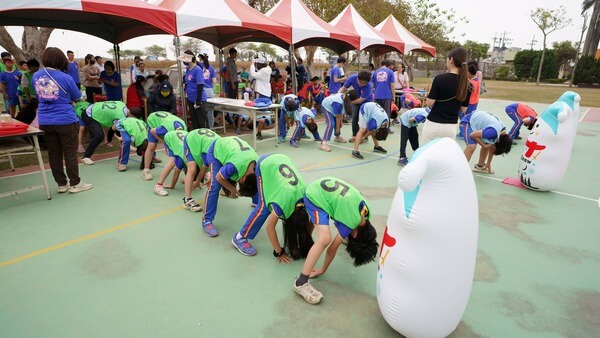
[3,0,587,61]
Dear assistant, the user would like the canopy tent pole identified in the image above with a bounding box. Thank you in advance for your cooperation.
[113,44,121,73]
[218,48,224,97]
[289,44,297,94]
[173,36,187,123]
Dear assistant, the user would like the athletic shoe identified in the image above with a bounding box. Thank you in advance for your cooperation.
[277,136,287,144]
[141,170,153,181]
[473,164,487,173]
[334,136,347,143]
[373,146,387,154]
[512,141,517,145]
[256,132,263,140]
[301,134,311,140]
[57,185,69,193]
[351,151,364,159]
[77,145,85,154]
[392,118,400,125]
[349,136,356,143]
[314,138,323,142]
[397,157,409,166]
[183,197,202,212]
[293,279,323,304]
[81,157,94,165]
[231,235,257,256]
[319,143,331,152]
[290,140,298,148]
[151,157,162,163]
[514,136,522,140]
[236,127,242,135]
[116,164,127,172]
[202,221,219,237]
[68,181,93,193]
[154,184,168,196]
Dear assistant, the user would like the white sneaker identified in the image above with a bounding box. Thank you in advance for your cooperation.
[293,279,323,304]
[141,170,153,181]
[68,181,93,193]
[116,164,127,171]
[183,198,202,212]
[57,185,69,193]
[154,184,168,196]
[82,157,94,165]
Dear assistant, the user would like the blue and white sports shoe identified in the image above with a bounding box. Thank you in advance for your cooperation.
[202,221,219,237]
[231,234,257,256]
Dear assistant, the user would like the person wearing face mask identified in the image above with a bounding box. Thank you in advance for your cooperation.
[82,53,102,103]
[178,50,206,129]
[99,61,122,101]
[147,80,177,114]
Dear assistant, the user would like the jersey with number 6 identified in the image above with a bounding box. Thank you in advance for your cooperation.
[259,154,306,219]
[212,137,258,181]
[163,130,188,160]
[91,101,128,127]
[184,128,221,164]
[147,111,187,131]
[117,118,148,147]
[305,176,370,229]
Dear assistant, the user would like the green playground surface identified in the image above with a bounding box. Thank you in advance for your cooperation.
[1,97,599,337]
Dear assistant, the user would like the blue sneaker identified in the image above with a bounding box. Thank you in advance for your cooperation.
[232,234,257,256]
[398,157,409,166]
[202,221,219,237]
[301,134,311,139]
[277,136,287,144]
[290,140,298,148]
[236,128,241,135]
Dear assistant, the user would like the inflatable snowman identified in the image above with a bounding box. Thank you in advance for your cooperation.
[518,91,580,191]
[377,137,478,338]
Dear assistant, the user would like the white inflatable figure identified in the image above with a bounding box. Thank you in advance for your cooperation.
[518,91,580,191]
[377,137,478,338]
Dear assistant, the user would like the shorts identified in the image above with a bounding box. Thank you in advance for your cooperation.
[148,126,169,143]
[165,143,186,170]
[358,113,367,129]
[7,96,19,106]
[304,196,330,225]
[257,116,272,126]
[78,117,85,127]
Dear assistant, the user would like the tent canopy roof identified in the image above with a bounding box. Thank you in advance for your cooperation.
[375,15,436,57]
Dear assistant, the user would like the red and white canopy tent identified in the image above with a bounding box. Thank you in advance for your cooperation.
[0,0,178,70]
[155,0,291,48]
[329,4,403,56]
[375,15,436,57]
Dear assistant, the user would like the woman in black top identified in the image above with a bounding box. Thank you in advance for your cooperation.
[421,47,472,144]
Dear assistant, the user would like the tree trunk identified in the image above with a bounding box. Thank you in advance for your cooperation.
[570,13,589,87]
[0,26,54,61]
[536,35,547,85]
[582,1,600,56]
[303,45,318,78]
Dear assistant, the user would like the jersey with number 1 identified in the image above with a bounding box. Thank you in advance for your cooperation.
[116,117,148,147]
[305,176,370,229]
[259,154,306,219]
[212,137,258,181]
[184,128,221,164]
[146,111,187,131]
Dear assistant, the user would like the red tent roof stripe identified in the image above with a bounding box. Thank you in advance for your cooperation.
[376,15,435,57]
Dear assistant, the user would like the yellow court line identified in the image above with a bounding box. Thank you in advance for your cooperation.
[301,154,349,171]
[0,206,183,269]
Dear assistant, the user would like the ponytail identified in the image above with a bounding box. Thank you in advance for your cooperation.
[282,203,314,259]
[448,47,470,102]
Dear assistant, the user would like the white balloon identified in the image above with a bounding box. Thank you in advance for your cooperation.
[518,91,580,191]
[377,137,478,338]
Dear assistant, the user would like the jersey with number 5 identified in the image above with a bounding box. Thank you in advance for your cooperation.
[305,176,369,229]
[259,154,306,219]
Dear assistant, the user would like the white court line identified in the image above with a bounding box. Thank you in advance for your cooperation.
[0,155,119,180]
[579,107,591,122]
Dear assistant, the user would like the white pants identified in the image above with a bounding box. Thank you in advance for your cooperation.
[420,120,458,145]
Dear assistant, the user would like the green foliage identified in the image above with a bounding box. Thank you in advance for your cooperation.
[552,40,577,67]
[530,49,558,79]
[495,66,510,79]
[573,55,600,84]
[145,45,167,59]
[119,49,144,59]
[463,40,490,60]
[513,50,539,78]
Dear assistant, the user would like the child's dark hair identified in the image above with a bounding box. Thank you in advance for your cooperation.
[306,121,318,134]
[283,203,314,259]
[357,71,371,82]
[347,89,358,102]
[136,139,148,156]
[494,134,513,156]
[468,64,478,76]
[156,74,169,83]
[374,127,389,141]
[346,220,379,266]
[238,173,258,197]
[104,60,115,71]
[343,92,353,115]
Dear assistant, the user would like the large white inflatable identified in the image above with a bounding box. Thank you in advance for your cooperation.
[518,91,580,191]
[377,137,479,338]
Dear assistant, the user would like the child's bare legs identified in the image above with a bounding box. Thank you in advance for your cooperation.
[464,144,477,162]
[154,158,175,196]
[478,146,495,173]
[78,126,87,153]
[353,128,368,152]
[184,161,198,199]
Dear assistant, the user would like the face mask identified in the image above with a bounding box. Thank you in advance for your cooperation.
[90,60,95,65]
[105,70,113,75]
[160,91,170,97]
[183,62,189,66]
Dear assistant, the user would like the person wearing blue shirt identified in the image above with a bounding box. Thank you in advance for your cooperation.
[178,50,206,129]
[289,107,321,148]
[278,94,300,143]
[319,92,352,152]
[397,107,430,166]
[98,61,122,101]
[460,110,513,174]
[328,56,346,95]
[66,51,80,90]
[371,59,395,134]
[0,58,21,117]
[33,47,92,194]
[199,52,217,128]
[339,71,373,141]
[351,102,389,159]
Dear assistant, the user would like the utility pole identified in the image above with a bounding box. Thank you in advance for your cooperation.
[528,35,538,50]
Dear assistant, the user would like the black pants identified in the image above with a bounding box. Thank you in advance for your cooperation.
[85,87,102,103]
[375,98,392,129]
[351,103,360,136]
[81,112,104,158]
[400,125,419,158]
[227,82,239,99]
[187,99,208,130]
[39,123,81,186]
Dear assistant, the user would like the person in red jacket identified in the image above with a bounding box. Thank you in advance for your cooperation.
[126,75,147,119]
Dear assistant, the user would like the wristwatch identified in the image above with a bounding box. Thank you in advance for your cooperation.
[273,248,286,257]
